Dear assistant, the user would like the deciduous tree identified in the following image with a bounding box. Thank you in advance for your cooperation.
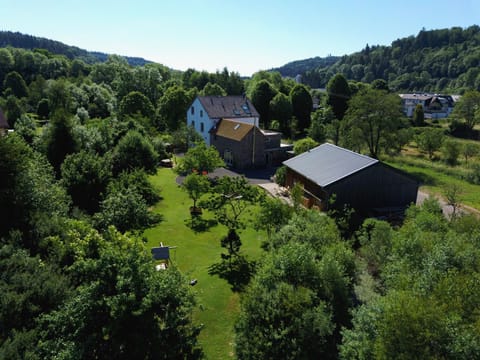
[3,71,28,98]
[290,84,313,132]
[182,172,211,210]
[327,74,351,120]
[175,141,224,174]
[112,130,158,175]
[416,128,445,159]
[343,88,403,158]
[452,89,480,131]
[293,137,318,155]
[61,151,112,214]
[37,229,202,359]
[269,92,292,134]
[250,79,277,128]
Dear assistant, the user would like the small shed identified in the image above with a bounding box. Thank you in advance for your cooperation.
[151,243,174,270]
[283,143,418,214]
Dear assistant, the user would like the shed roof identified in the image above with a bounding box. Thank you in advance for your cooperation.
[283,143,378,187]
[215,119,254,141]
[151,246,170,260]
[0,108,8,129]
[197,96,259,119]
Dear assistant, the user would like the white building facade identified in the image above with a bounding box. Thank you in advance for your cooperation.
[186,96,259,146]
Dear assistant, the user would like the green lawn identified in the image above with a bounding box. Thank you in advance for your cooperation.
[144,168,265,359]
[385,155,480,210]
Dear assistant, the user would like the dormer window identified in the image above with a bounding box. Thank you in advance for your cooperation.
[200,110,203,117]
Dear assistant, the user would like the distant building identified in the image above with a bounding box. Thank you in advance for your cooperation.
[187,96,292,169]
[399,93,456,119]
[283,143,418,214]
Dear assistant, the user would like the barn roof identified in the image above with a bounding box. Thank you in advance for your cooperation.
[283,143,378,187]
[197,96,259,119]
[215,118,254,141]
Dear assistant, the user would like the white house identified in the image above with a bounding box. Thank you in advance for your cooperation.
[399,93,455,118]
[186,96,259,145]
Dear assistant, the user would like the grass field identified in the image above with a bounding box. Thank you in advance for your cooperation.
[144,168,265,359]
[385,149,480,210]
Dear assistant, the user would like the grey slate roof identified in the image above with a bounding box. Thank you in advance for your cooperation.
[198,96,259,119]
[283,143,378,187]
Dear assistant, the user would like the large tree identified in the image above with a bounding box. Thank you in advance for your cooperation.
[37,228,203,359]
[250,79,277,128]
[182,172,211,210]
[0,134,70,250]
[343,88,404,158]
[3,71,28,98]
[327,74,351,120]
[269,92,293,134]
[451,89,480,131]
[41,110,79,176]
[112,130,158,175]
[175,141,224,174]
[157,85,195,131]
[415,128,445,159]
[290,84,313,132]
[61,151,112,214]
[118,90,155,120]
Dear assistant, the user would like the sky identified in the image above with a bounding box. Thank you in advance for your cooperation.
[1,0,479,76]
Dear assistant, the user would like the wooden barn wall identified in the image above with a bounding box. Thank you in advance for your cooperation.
[326,163,418,210]
[285,168,329,208]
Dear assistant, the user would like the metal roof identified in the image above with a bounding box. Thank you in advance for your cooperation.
[197,96,259,119]
[283,143,378,187]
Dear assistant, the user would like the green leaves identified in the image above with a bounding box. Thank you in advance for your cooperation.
[175,141,224,175]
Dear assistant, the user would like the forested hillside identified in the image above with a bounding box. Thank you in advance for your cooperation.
[0,31,151,66]
[278,26,480,92]
[270,55,340,78]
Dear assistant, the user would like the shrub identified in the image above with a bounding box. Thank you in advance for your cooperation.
[275,166,287,186]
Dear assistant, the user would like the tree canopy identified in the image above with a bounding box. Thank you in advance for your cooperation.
[343,88,404,158]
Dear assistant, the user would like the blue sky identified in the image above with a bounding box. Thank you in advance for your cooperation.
[1,0,479,75]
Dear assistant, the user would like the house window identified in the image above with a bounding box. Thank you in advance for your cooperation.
[191,121,195,128]
[200,122,204,132]
[224,150,233,166]
[200,110,203,117]
[191,106,194,115]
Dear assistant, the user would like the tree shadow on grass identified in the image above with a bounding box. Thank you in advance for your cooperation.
[208,255,256,292]
[185,216,218,233]
[409,171,437,186]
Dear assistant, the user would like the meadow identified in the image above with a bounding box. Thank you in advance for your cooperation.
[144,168,265,359]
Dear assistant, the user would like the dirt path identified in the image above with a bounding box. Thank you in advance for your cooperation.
[417,190,480,218]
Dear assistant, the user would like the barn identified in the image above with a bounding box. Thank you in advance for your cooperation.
[283,143,418,214]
